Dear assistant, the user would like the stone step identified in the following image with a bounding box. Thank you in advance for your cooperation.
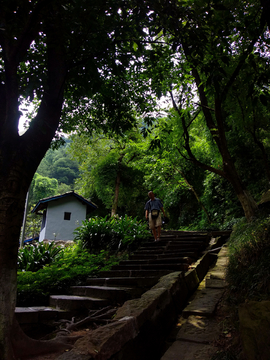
[138,243,204,252]
[86,277,159,288]
[143,237,209,244]
[166,245,205,252]
[118,257,193,265]
[111,263,190,271]
[182,288,225,317]
[129,252,198,260]
[70,285,132,303]
[132,249,199,261]
[160,232,208,236]
[142,240,205,246]
[133,248,167,254]
[16,230,216,332]
[15,306,72,325]
[167,241,205,247]
[99,269,174,278]
[166,238,208,243]
[136,245,167,252]
[132,250,196,257]
[49,295,109,311]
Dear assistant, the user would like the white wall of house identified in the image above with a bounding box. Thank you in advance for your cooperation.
[39,196,87,241]
[39,222,46,242]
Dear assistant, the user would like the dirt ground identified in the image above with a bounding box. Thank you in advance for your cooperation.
[210,293,243,359]
[21,329,90,360]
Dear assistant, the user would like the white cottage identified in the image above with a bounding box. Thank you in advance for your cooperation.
[32,191,97,241]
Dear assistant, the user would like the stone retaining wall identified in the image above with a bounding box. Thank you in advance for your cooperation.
[58,244,223,360]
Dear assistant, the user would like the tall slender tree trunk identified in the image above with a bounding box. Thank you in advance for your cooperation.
[175,167,212,224]
[111,171,121,217]
[215,97,258,221]
[193,67,258,221]
[223,160,258,221]
[249,126,270,182]
[111,155,124,217]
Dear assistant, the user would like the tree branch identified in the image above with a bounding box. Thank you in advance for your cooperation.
[221,10,266,100]
[174,167,212,224]
[176,147,225,178]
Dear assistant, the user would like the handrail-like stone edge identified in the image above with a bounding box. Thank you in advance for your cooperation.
[57,236,228,360]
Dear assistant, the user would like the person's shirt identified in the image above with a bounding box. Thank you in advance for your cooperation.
[144,198,163,211]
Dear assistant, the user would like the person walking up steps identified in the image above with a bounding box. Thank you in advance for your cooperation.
[145,191,166,241]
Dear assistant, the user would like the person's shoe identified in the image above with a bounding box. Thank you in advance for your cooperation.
[157,237,160,241]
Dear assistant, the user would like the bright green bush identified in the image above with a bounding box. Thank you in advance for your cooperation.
[74,215,118,253]
[111,214,151,251]
[17,242,64,272]
[226,215,270,303]
[17,246,125,306]
[74,215,150,253]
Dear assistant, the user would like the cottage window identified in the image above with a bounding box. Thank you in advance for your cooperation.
[64,212,71,220]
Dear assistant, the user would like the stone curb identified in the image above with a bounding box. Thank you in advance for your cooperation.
[57,238,227,360]
[161,245,228,360]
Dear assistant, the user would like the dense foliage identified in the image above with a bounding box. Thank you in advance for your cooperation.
[226,212,270,304]
[17,242,64,272]
[21,0,270,231]
[74,215,151,253]
[17,246,124,306]
[37,139,79,188]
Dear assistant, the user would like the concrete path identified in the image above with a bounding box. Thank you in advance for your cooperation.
[161,246,228,360]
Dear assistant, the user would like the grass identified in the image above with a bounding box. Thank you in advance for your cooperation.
[209,213,270,359]
[226,214,270,304]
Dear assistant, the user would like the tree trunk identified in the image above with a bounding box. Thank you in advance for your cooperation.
[222,156,258,221]
[0,17,66,357]
[111,155,124,217]
[0,139,65,360]
[193,67,258,221]
[111,171,121,217]
[0,146,33,359]
[175,167,212,224]
[236,190,258,221]
[249,124,270,182]
[215,98,258,221]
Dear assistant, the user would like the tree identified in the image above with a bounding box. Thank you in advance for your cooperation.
[70,131,148,218]
[0,1,154,358]
[140,114,215,227]
[225,53,270,184]
[141,0,270,221]
[30,173,58,205]
[37,139,80,186]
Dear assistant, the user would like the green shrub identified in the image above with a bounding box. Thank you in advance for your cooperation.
[74,215,150,253]
[220,217,242,231]
[17,242,64,272]
[111,215,151,251]
[226,215,270,303]
[74,215,120,253]
[17,246,125,306]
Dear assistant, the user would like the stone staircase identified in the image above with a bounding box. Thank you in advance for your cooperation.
[15,230,229,334]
